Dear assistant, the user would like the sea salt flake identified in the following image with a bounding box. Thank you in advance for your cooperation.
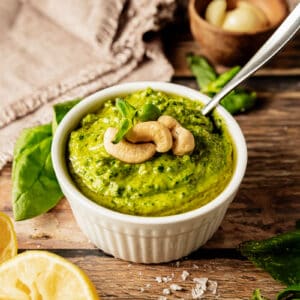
[140,287,145,293]
[207,280,218,294]
[193,277,208,291]
[163,288,171,295]
[158,297,167,300]
[162,276,172,283]
[155,276,163,283]
[181,270,190,281]
[176,261,180,267]
[146,283,151,288]
[170,284,183,291]
[191,286,205,299]
[192,264,199,269]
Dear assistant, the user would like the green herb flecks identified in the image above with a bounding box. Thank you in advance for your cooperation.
[251,289,270,300]
[187,53,257,114]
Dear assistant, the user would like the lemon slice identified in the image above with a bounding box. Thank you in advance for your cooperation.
[0,250,99,299]
[0,211,18,264]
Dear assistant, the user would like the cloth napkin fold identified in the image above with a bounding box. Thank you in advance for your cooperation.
[0,0,175,170]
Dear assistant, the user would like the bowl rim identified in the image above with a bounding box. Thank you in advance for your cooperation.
[51,81,247,225]
[188,0,289,36]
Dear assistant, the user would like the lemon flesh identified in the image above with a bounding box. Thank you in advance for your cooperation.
[0,250,99,300]
[0,211,18,264]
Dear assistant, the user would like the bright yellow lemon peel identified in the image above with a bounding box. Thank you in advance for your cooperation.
[0,250,99,300]
[0,211,18,264]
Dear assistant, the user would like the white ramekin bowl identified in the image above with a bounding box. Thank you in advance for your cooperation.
[52,82,247,263]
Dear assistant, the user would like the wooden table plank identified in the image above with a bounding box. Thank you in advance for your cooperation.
[51,252,284,299]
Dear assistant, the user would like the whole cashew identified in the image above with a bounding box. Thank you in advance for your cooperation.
[126,121,173,153]
[158,115,195,156]
[104,128,156,164]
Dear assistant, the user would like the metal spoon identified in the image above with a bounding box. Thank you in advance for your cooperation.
[201,3,300,116]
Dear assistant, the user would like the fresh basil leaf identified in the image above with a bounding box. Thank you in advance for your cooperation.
[138,103,161,122]
[52,99,81,133]
[220,89,256,114]
[239,230,300,286]
[112,119,131,144]
[12,124,63,221]
[187,54,257,115]
[277,285,300,300]
[113,99,137,143]
[251,289,270,300]
[202,66,241,94]
[186,53,217,88]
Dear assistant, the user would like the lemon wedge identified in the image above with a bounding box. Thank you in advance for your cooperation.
[0,250,99,299]
[0,211,18,264]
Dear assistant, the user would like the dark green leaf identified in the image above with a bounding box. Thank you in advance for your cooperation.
[52,99,81,133]
[277,285,300,300]
[239,230,300,286]
[113,99,137,143]
[112,119,131,144]
[186,53,217,88]
[12,124,63,221]
[220,89,256,114]
[251,289,270,300]
[202,66,241,94]
[138,103,161,122]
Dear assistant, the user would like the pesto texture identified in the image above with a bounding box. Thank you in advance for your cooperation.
[68,88,234,216]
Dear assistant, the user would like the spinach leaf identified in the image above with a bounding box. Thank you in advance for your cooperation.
[12,124,63,221]
[12,99,79,221]
[201,66,241,95]
[187,54,257,114]
[239,230,300,286]
[277,285,300,300]
[187,53,217,88]
[52,99,81,133]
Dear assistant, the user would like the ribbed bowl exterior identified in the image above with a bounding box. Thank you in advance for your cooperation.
[52,82,247,264]
[65,191,235,263]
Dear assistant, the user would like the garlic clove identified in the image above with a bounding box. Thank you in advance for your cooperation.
[222,5,267,33]
[205,0,227,27]
[237,1,269,27]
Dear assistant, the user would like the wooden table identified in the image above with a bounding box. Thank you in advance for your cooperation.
[1,5,300,300]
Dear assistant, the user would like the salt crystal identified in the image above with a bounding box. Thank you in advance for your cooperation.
[162,276,172,283]
[207,280,218,294]
[193,277,208,291]
[140,287,145,293]
[146,283,151,288]
[176,261,180,267]
[155,276,163,283]
[191,286,205,299]
[192,264,199,269]
[181,270,190,281]
[158,297,167,300]
[163,288,171,295]
[170,284,183,291]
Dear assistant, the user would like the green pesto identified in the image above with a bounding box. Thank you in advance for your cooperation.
[68,88,234,216]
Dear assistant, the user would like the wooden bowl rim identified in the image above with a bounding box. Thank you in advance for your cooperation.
[188,0,290,37]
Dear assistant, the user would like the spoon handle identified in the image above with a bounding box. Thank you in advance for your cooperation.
[201,3,300,116]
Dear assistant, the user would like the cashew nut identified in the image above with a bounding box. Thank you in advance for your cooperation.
[104,127,156,164]
[158,115,195,156]
[126,121,173,153]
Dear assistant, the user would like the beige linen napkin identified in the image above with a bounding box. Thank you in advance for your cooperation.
[0,0,175,170]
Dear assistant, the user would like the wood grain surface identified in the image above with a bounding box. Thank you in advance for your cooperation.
[0,1,299,299]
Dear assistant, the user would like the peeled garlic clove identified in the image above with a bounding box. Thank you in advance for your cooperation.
[238,1,269,27]
[222,6,266,32]
[205,0,227,27]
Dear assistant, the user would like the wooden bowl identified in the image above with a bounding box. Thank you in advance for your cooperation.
[189,0,289,66]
